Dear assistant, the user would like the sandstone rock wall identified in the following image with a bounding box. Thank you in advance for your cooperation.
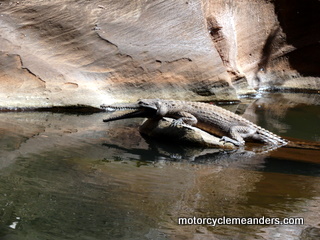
[0,0,319,108]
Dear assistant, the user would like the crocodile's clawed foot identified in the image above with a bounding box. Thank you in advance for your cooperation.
[169,153,182,160]
[170,119,185,128]
[219,136,243,147]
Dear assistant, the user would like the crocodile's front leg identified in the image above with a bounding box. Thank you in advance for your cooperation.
[170,111,198,127]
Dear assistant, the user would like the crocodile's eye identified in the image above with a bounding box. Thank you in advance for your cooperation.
[138,100,147,105]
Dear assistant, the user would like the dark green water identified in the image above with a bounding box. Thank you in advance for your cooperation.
[0,93,320,239]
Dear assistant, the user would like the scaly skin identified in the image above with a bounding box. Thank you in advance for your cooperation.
[101,99,289,147]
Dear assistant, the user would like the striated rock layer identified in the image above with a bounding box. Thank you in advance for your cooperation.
[0,0,319,107]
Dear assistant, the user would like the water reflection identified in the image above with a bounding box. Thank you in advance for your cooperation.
[0,93,319,239]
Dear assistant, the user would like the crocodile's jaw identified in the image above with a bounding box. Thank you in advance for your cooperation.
[102,107,157,122]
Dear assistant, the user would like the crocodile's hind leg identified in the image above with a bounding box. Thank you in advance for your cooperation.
[220,136,243,146]
[221,126,257,146]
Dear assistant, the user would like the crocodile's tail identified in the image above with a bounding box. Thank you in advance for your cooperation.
[256,127,288,146]
[284,137,320,150]
[257,128,320,150]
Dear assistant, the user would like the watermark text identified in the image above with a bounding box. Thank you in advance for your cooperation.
[178,216,304,226]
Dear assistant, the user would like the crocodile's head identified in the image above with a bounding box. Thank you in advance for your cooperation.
[100,99,159,122]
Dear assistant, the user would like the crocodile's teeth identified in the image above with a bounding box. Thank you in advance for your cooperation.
[102,106,138,112]
[105,107,117,112]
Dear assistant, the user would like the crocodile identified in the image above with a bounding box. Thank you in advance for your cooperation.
[101,99,289,147]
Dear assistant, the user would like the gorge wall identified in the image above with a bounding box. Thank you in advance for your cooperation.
[0,0,319,108]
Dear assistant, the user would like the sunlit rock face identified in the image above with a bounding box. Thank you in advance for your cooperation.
[0,0,319,107]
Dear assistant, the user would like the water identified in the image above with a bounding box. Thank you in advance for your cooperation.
[0,93,320,239]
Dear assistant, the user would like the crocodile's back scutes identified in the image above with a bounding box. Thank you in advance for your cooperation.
[160,100,287,145]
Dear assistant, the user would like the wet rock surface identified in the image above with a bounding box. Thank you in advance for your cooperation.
[0,0,319,107]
